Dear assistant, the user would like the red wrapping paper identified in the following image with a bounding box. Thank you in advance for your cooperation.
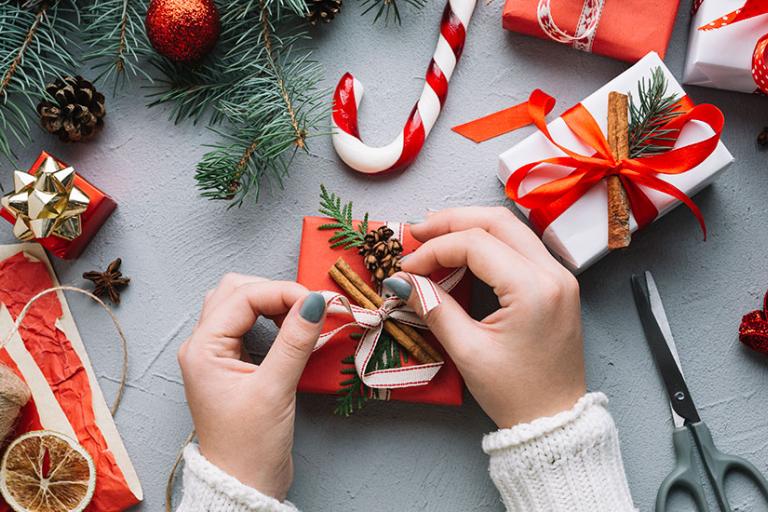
[0,246,142,510]
[502,0,680,62]
[0,152,116,259]
[296,217,471,406]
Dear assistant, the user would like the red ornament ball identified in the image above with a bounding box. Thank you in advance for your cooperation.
[738,290,768,355]
[146,0,221,62]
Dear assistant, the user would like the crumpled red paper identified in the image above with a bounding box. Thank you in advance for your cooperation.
[0,251,140,511]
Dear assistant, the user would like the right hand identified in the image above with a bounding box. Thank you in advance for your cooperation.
[384,207,586,429]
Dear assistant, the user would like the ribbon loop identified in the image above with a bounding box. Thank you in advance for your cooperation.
[537,0,606,52]
[505,90,724,238]
[315,267,466,390]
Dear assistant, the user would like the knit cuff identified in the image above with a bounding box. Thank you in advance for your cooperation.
[482,392,637,512]
[176,444,299,512]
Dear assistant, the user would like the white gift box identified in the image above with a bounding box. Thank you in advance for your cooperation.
[498,52,734,273]
[684,1,768,93]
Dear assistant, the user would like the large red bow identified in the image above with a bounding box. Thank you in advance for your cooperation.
[505,90,724,237]
[699,0,768,94]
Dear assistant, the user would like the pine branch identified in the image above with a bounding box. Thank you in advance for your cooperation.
[148,0,327,205]
[0,0,78,162]
[318,184,369,249]
[360,0,426,25]
[81,0,153,88]
[334,331,406,416]
[628,67,684,158]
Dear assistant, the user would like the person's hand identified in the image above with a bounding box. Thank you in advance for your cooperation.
[384,207,585,429]
[178,274,326,500]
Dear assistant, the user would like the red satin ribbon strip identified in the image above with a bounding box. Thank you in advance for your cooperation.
[451,96,555,143]
[504,90,724,237]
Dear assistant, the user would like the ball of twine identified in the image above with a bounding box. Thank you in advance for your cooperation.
[0,364,30,443]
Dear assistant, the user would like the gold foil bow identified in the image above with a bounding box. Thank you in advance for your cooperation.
[1,156,90,241]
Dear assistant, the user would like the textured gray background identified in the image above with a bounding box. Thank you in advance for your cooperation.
[2,0,768,510]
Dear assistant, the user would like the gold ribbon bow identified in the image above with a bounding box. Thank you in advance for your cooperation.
[1,156,90,241]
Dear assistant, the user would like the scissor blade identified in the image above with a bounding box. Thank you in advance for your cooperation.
[631,272,701,426]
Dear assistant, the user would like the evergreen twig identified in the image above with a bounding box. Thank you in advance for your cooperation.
[335,331,407,416]
[81,0,153,89]
[360,0,426,25]
[148,0,328,206]
[319,186,406,416]
[0,0,78,161]
[628,67,683,158]
[318,184,369,249]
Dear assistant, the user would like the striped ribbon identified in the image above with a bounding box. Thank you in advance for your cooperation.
[315,265,465,390]
[536,0,606,53]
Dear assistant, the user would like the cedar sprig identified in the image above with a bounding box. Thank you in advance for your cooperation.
[360,0,426,25]
[0,0,79,162]
[335,331,407,416]
[318,184,369,249]
[628,67,684,158]
[81,0,153,89]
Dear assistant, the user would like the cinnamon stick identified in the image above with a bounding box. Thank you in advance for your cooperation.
[607,91,631,250]
[334,258,443,363]
[328,259,441,365]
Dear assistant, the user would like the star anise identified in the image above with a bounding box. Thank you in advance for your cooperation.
[83,258,130,305]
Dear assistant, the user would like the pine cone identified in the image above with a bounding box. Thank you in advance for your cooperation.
[37,76,106,143]
[307,0,342,25]
[359,226,403,285]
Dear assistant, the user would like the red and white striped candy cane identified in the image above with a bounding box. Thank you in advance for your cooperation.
[331,0,476,175]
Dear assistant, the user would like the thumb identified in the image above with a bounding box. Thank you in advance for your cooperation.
[259,292,326,388]
[383,273,477,363]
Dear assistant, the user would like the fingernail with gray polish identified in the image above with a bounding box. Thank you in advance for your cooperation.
[407,219,423,225]
[383,277,412,301]
[300,293,326,323]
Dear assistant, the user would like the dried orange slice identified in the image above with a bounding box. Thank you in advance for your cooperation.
[0,431,95,512]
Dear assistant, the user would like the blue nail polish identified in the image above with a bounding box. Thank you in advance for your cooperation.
[383,277,412,301]
[407,219,424,225]
[300,293,326,323]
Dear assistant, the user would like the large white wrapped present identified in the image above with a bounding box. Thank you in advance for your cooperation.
[499,52,734,273]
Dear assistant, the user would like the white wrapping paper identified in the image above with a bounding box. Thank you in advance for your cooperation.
[498,52,734,273]
[684,1,768,93]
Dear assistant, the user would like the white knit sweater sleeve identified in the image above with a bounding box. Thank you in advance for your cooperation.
[482,392,637,512]
[176,444,298,512]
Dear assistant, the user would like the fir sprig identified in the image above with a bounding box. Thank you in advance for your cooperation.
[318,184,369,249]
[319,186,406,416]
[360,0,426,25]
[148,0,328,205]
[335,331,407,416]
[0,0,78,161]
[81,0,153,88]
[628,67,683,158]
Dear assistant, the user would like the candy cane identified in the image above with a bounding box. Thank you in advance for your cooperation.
[331,0,476,175]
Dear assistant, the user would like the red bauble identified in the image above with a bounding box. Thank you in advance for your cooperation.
[739,291,768,355]
[146,0,220,62]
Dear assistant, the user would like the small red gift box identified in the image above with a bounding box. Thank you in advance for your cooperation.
[296,216,471,406]
[0,152,116,259]
[502,0,680,63]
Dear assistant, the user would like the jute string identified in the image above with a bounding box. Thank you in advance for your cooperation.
[0,286,128,416]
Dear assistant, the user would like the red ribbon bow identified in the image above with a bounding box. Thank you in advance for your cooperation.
[504,90,724,237]
[699,0,768,94]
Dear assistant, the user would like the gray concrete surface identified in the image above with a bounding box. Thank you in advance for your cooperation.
[2,0,768,510]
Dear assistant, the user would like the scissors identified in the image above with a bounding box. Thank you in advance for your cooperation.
[631,271,768,512]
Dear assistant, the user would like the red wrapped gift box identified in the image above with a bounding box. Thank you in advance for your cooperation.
[0,152,116,259]
[502,0,680,63]
[297,216,471,406]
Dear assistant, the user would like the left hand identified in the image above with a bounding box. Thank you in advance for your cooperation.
[178,274,326,500]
